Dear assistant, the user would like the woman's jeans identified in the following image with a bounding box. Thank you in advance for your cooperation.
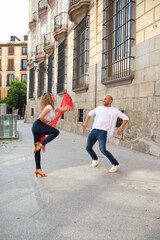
[86,129,119,166]
[32,119,60,169]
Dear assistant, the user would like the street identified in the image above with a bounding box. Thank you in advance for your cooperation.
[0,120,160,240]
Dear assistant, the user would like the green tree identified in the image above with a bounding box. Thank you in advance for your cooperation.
[3,77,27,110]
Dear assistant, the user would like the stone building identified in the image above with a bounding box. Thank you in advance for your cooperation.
[25,0,160,157]
[0,35,28,100]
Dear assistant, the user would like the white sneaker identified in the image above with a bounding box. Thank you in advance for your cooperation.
[108,165,120,173]
[90,159,100,168]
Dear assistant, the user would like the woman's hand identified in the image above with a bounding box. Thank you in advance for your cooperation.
[56,105,69,112]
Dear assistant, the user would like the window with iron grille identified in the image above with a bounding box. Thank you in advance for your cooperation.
[116,110,124,127]
[102,0,135,87]
[48,53,53,92]
[21,59,27,70]
[9,47,14,55]
[22,47,27,55]
[37,62,45,98]
[57,40,66,94]
[24,36,28,41]
[31,108,34,116]
[8,59,14,71]
[29,68,35,99]
[21,74,27,82]
[78,109,84,122]
[73,16,89,91]
[7,74,14,86]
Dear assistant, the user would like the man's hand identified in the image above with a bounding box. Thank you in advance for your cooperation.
[116,120,128,135]
[117,127,123,135]
[83,115,91,129]
[83,122,88,129]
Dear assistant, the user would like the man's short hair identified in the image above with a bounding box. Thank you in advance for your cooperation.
[109,95,113,102]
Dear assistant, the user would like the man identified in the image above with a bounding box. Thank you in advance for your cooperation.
[83,95,129,173]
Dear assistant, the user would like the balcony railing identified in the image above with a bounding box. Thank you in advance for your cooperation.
[68,0,90,24]
[54,12,68,32]
[44,32,55,54]
[36,44,45,55]
[69,0,81,7]
[38,0,48,18]
[20,67,27,71]
[29,12,37,24]
[0,114,18,139]
[7,66,15,71]
[29,12,37,30]
[44,32,54,47]
[27,52,36,62]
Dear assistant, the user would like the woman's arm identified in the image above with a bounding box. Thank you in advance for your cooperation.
[55,105,69,112]
[39,108,50,124]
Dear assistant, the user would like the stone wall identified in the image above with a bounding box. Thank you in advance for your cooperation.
[25,0,160,157]
[56,34,160,157]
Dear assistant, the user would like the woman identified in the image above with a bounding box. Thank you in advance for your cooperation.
[32,92,69,177]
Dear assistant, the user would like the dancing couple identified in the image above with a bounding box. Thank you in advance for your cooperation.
[32,93,128,177]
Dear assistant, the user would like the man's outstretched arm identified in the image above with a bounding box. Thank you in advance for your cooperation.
[117,120,128,135]
[83,115,91,129]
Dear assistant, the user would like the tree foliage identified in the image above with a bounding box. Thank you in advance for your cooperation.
[3,77,27,109]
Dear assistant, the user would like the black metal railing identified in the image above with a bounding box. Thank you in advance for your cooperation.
[36,44,45,55]
[29,68,35,99]
[37,62,45,98]
[72,16,89,90]
[44,32,54,47]
[48,53,53,92]
[102,0,135,85]
[69,0,82,8]
[7,66,15,71]
[20,67,27,71]
[54,12,68,32]
[38,0,48,13]
[29,12,37,24]
[57,40,66,93]
[27,52,36,62]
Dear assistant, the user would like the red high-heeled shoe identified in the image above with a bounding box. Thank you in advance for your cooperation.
[35,169,47,177]
[34,142,43,154]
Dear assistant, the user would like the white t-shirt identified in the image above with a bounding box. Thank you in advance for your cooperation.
[43,105,57,122]
[88,106,129,139]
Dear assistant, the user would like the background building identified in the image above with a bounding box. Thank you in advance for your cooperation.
[0,35,28,102]
[25,0,160,157]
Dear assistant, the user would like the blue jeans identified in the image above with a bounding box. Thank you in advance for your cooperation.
[86,129,119,166]
[32,119,60,169]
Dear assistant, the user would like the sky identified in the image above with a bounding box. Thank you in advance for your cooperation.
[0,0,29,41]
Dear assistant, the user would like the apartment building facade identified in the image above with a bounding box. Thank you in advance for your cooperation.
[26,0,160,157]
[0,36,28,101]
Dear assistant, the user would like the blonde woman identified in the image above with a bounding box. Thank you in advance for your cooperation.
[32,92,69,177]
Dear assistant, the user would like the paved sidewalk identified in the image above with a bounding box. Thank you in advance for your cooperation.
[0,120,160,240]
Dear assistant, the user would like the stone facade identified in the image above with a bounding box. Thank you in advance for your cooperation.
[25,0,160,157]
